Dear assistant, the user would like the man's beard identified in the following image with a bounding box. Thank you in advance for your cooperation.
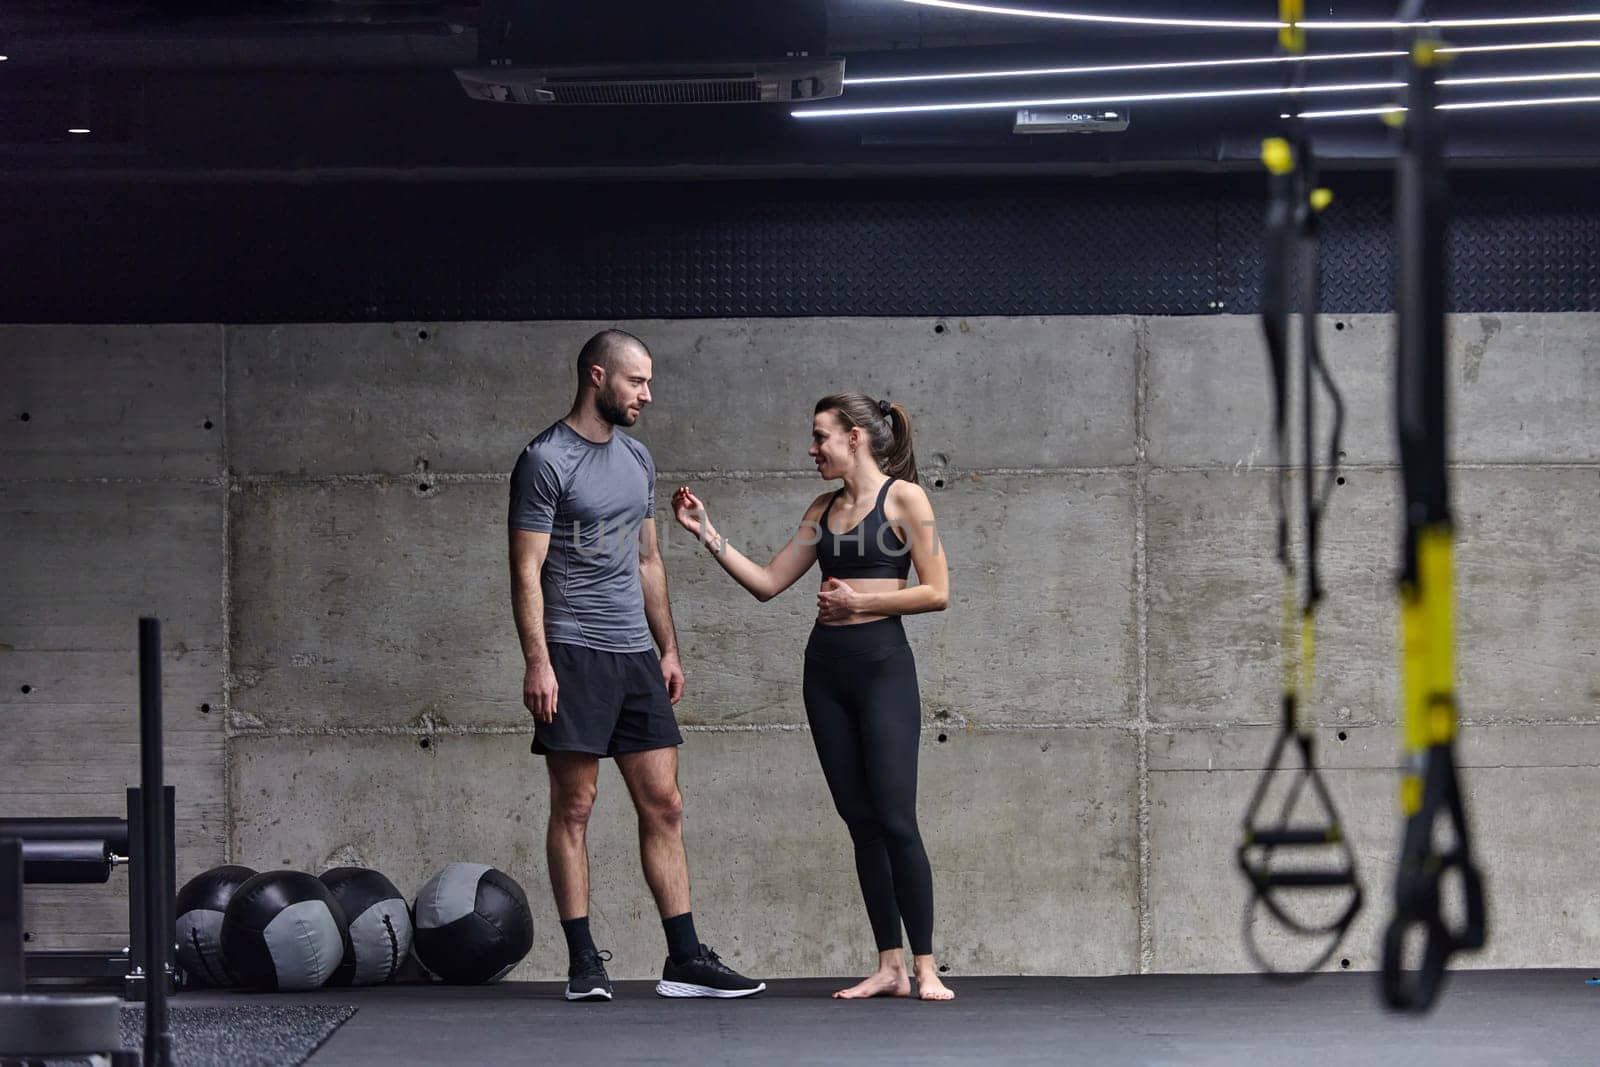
[596,388,636,426]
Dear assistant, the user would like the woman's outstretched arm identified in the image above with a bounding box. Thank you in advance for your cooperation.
[671,485,830,603]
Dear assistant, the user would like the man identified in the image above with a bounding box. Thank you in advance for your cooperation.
[508,329,764,1002]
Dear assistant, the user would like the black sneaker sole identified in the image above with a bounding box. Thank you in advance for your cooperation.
[655,979,766,998]
[565,984,614,1001]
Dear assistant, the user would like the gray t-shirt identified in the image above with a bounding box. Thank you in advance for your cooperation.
[509,420,657,653]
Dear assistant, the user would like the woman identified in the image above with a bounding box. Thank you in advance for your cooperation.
[670,393,954,1002]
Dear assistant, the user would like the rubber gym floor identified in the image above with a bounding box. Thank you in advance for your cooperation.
[184,969,1594,1065]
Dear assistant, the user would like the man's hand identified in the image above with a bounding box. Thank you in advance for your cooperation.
[660,650,686,705]
[523,660,559,724]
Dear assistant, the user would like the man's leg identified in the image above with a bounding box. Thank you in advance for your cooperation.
[611,649,762,998]
[614,746,690,922]
[548,752,615,1000]
[547,751,601,917]
[547,752,601,938]
[547,751,614,1004]
[615,745,764,998]
[616,745,699,967]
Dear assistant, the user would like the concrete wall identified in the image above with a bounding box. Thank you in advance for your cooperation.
[3,314,1596,980]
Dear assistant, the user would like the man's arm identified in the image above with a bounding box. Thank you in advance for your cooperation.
[509,528,558,722]
[637,517,685,703]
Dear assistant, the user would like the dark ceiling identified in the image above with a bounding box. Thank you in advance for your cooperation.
[2,0,1599,181]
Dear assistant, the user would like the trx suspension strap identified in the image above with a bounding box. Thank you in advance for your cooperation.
[1380,4,1486,1013]
[1237,1,1362,978]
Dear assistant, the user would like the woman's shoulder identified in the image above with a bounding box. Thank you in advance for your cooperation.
[804,489,838,520]
[885,477,932,513]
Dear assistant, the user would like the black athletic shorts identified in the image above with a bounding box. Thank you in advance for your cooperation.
[532,643,683,758]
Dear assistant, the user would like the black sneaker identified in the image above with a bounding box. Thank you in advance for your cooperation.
[566,949,614,1001]
[655,944,766,999]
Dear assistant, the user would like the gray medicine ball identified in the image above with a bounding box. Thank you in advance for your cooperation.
[320,866,414,986]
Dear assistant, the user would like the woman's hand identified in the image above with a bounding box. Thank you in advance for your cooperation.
[672,486,712,540]
[816,577,863,623]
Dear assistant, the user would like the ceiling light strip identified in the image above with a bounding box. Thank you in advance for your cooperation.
[844,39,1600,88]
[899,0,1600,32]
[1296,93,1600,118]
[795,70,1600,118]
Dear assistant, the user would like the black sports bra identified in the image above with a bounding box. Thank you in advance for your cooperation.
[816,477,912,581]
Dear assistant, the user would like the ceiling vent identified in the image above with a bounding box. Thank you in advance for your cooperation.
[456,0,843,106]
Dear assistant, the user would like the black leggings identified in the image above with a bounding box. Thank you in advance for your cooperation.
[802,617,934,957]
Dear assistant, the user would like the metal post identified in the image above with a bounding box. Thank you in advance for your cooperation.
[138,618,172,1067]
[0,837,22,993]
[126,786,145,999]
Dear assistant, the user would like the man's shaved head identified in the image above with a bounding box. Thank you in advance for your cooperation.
[577,329,650,380]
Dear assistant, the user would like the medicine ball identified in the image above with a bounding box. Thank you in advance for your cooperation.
[174,864,257,988]
[411,863,534,984]
[320,867,414,986]
[220,870,348,992]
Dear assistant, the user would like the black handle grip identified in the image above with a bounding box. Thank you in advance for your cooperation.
[1247,827,1340,847]
[1238,843,1364,940]
[1258,869,1359,889]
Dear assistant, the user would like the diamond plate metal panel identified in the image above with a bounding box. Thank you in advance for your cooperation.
[1,173,1596,323]
[1219,172,1600,315]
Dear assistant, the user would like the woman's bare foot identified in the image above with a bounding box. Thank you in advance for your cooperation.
[913,958,955,1001]
[832,966,910,999]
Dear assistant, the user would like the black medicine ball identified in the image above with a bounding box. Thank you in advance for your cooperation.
[175,864,257,988]
[411,863,534,984]
[220,869,348,992]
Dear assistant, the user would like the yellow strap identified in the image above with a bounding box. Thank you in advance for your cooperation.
[1398,525,1457,811]
[1281,571,1299,698]
[1400,774,1424,816]
[1262,137,1294,176]
[1279,0,1306,53]
[1413,39,1447,69]
[1300,611,1316,717]
[1418,527,1457,746]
